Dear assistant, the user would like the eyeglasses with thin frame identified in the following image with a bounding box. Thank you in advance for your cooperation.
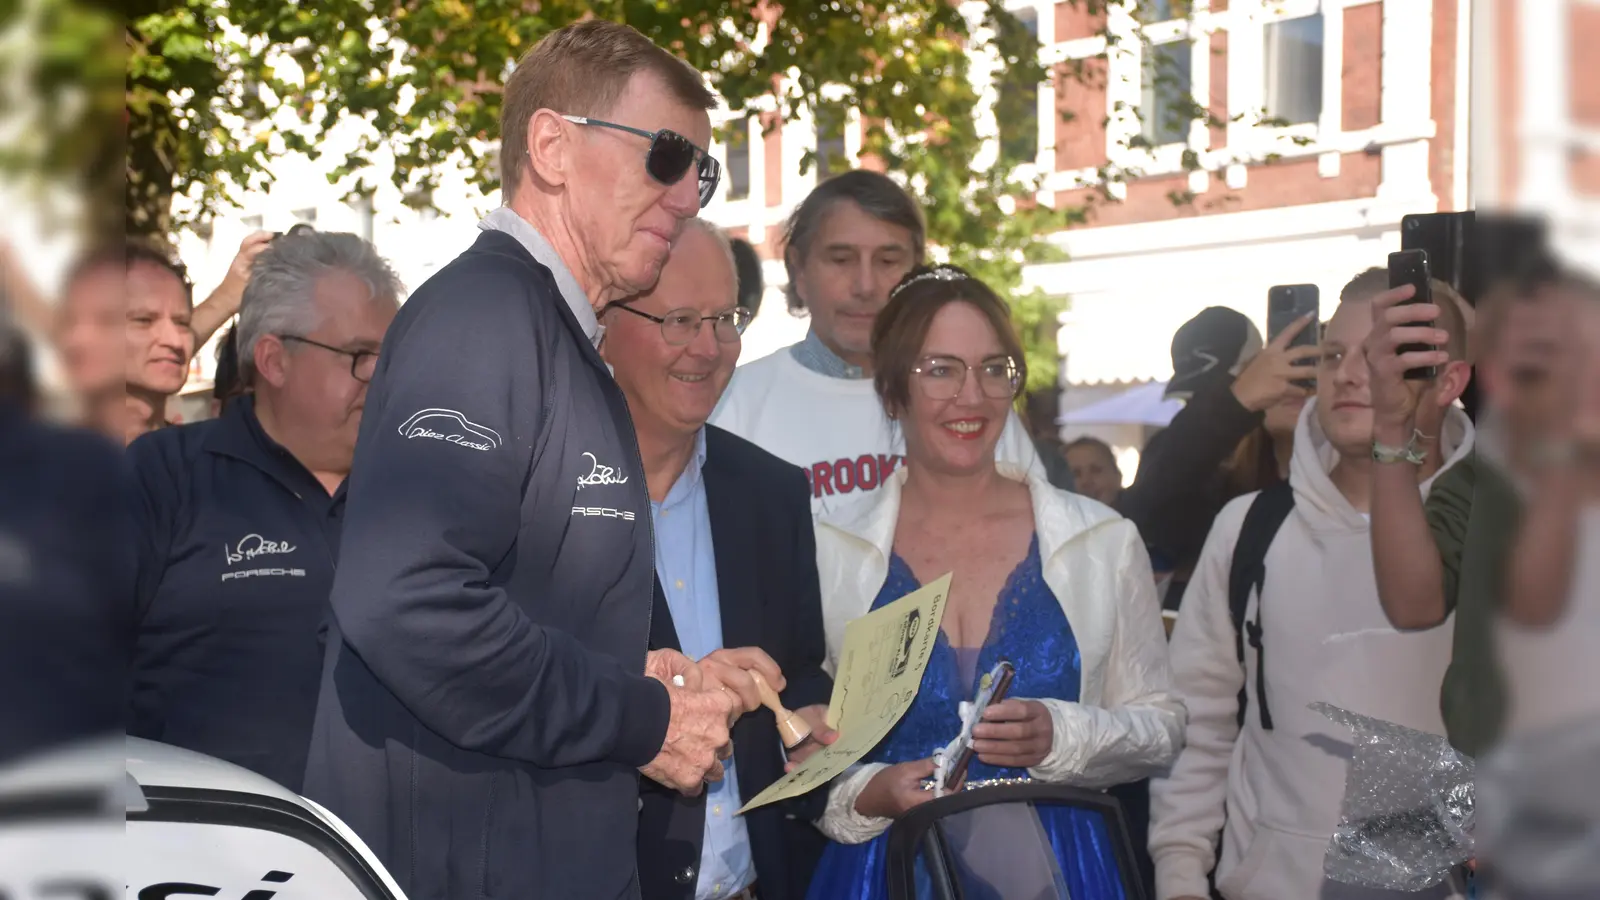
[279,334,379,383]
[560,115,722,208]
[911,355,1021,401]
[611,304,752,346]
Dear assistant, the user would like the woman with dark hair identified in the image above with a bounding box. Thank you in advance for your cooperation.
[805,265,1182,899]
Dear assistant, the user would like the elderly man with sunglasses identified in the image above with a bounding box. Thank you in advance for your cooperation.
[601,219,838,900]
[302,22,748,900]
[126,229,401,791]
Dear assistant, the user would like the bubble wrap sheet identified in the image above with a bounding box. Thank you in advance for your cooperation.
[1311,702,1475,891]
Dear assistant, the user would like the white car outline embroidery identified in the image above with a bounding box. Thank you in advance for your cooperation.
[397,409,503,449]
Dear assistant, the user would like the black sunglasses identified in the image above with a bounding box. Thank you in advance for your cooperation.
[561,115,721,208]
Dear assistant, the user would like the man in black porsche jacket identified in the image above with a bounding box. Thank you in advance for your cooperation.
[302,22,743,900]
[601,220,838,900]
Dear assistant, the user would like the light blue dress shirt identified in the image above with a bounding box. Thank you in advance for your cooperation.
[652,429,755,900]
[790,328,866,379]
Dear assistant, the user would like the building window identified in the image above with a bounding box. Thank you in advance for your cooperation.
[241,214,263,231]
[998,6,1041,167]
[292,207,317,225]
[815,106,849,178]
[1264,14,1325,126]
[726,124,751,200]
[1136,0,1183,26]
[1141,39,1194,146]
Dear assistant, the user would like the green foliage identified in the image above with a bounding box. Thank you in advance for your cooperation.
[0,0,123,242]
[20,0,1287,388]
[115,0,1085,388]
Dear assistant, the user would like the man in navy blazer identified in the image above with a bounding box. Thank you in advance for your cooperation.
[601,219,836,900]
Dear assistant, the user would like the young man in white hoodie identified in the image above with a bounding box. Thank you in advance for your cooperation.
[1149,268,1476,900]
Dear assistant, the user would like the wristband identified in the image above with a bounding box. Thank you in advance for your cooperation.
[1372,431,1428,466]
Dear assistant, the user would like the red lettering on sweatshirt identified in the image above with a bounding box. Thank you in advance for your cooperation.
[805,454,907,499]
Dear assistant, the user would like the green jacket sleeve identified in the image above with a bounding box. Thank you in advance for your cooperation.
[1423,450,1477,612]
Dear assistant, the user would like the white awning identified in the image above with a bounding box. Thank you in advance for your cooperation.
[1058,381,1182,427]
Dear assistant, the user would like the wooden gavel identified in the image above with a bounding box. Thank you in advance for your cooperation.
[750,671,813,749]
[675,670,813,749]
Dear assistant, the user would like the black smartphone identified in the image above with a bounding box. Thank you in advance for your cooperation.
[1387,249,1438,381]
[1268,284,1319,389]
[1402,212,1476,303]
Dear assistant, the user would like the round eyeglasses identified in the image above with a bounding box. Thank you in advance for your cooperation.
[911,355,1021,400]
[279,334,379,383]
[612,305,752,345]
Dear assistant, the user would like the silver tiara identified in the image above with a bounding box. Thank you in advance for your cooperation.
[889,266,970,299]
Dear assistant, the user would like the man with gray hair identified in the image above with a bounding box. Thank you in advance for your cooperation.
[303,20,747,900]
[126,228,400,792]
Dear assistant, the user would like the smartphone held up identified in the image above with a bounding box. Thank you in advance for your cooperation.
[1268,284,1320,389]
[1387,250,1440,381]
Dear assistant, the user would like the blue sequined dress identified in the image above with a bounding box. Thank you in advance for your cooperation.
[804,535,1127,900]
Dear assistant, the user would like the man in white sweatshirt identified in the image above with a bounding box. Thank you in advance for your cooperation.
[709,170,1039,516]
[1149,267,1476,900]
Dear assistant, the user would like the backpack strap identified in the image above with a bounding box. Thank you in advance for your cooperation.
[1226,479,1295,732]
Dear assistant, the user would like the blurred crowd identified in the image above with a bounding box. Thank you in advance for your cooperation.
[3,17,1599,900]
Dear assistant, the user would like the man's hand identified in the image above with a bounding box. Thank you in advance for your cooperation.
[696,647,786,719]
[854,758,937,820]
[783,704,839,770]
[645,648,702,689]
[1366,284,1451,442]
[226,231,275,290]
[1230,313,1321,413]
[971,699,1054,768]
[639,672,736,797]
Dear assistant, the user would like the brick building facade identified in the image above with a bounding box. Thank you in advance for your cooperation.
[167,0,1597,441]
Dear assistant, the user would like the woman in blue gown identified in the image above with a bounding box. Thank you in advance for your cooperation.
[806,266,1183,900]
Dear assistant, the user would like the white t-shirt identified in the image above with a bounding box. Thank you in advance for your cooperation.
[710,348,1042,517]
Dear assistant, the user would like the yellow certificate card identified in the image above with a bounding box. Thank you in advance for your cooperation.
[738,573,951,814]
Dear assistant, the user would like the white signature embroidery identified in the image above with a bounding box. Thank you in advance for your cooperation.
[398,408,503,452]
[575,452,630,490]
[225,534,298,566]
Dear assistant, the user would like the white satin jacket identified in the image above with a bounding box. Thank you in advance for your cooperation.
[811,463,1186,843]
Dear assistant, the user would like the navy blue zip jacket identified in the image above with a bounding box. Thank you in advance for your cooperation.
[128,396,344,791]
[302,230,672,900]
[0,407,131,765]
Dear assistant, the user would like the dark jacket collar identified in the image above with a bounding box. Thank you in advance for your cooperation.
[702,428,761,653]
[203,396,344,504]
[470,230,613,380]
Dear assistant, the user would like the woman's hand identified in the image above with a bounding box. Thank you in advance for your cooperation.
[971,699,1054,768]
[854,759,937,820]
[784,704,839,770]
